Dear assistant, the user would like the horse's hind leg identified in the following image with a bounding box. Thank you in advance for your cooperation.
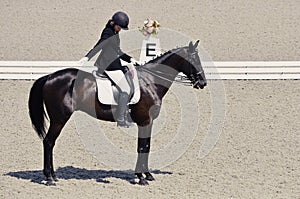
[43,121,67,185]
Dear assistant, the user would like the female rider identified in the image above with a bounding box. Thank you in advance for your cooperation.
[79,11,138,127]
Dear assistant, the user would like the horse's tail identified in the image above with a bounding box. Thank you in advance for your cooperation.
[28,75,49,139]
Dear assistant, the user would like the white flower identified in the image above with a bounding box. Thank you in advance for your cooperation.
[139,18,161,37]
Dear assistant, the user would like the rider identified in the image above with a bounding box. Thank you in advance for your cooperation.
[79,11,139,127]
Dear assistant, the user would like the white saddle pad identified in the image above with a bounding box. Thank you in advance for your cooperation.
[93,65,141,105]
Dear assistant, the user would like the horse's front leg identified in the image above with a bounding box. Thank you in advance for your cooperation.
[135,122,154,185]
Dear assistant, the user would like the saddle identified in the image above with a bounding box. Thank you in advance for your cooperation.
[93,64,141,105]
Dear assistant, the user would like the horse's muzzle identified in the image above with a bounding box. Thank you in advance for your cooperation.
[193,80,207,89]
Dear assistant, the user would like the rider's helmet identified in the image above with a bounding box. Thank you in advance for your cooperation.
[112,11,129,30]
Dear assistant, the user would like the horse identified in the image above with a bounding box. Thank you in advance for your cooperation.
[28,40,207,186]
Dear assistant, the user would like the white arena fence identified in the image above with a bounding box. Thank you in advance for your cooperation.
[0,61,300,80]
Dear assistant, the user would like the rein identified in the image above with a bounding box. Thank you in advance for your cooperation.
[139,67,174,83]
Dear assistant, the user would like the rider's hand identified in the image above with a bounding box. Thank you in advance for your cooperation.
[79,57,89,65]
[130,58,140,66]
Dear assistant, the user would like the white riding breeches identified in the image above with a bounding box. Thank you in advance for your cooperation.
[104,70,131,94]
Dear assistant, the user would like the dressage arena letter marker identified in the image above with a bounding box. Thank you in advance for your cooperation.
[146,43,156,56]
[139,37,161,63]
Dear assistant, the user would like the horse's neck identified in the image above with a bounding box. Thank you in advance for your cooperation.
[139,49,185,101]
[147,49,184,80]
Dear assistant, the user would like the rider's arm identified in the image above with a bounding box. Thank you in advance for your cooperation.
[119,50,132,63]
[119,48,139,65]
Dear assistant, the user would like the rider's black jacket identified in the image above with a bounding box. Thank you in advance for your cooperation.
[85,20,131,73]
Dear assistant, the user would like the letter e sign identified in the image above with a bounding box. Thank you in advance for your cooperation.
[146,43,156,56]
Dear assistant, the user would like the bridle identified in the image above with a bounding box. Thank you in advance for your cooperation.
[187,50,204,87]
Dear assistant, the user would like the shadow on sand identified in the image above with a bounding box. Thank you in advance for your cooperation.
[5,166,172,185]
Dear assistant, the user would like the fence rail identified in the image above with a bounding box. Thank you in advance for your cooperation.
[0,61,300,80]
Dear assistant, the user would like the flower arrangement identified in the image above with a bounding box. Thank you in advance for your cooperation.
[139,19,161,37]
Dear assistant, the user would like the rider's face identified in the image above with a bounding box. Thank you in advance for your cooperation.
[114,25,122,32]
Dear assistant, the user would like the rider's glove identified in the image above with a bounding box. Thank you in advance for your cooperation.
[130,58,140,66]
[79,57,89,65]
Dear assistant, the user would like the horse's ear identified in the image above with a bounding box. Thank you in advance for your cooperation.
[189,41,193,51]
[194,40,200,49]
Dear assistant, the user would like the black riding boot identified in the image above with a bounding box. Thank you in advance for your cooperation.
[117,92,134,128]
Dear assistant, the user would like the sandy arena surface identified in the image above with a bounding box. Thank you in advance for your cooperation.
[0,0,300,198]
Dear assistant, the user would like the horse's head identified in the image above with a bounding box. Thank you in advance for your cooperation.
[180,41,207,89]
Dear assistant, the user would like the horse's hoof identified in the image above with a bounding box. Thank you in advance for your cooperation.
[138,178,149,186]
[145,173,155,181]
[53,176,59,182]
[45,177,56,186]
[45,180,56,186]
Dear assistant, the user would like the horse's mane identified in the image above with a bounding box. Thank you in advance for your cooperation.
[139,46,187,67]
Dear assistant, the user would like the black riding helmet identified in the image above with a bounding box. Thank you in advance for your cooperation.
[112,11,129,30]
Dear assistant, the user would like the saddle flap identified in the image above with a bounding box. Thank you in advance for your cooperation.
[93,65,140,105]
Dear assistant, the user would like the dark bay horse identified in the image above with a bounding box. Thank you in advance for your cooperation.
[28,41,207,186]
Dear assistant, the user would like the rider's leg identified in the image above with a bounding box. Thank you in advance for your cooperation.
[116,92,134,127]
[116,82,134,127]
[114,72,134,127]
[96,65,105,76]
[124,72,135,98]
[122,66,135,98]
[104,69,134,127]
[122,67,135,124]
